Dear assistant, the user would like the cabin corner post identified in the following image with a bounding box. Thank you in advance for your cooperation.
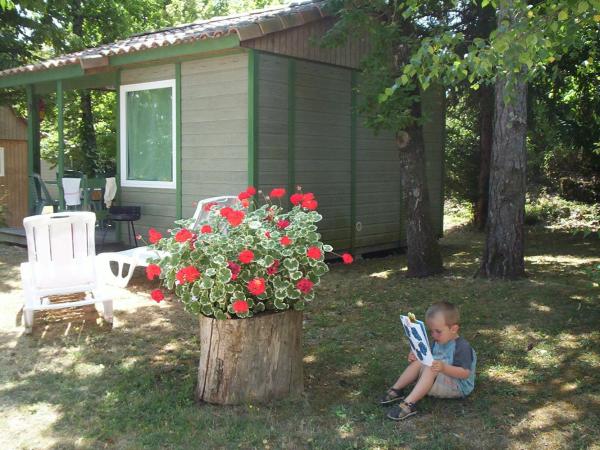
[247,49,259,191]
[175,62,182,219]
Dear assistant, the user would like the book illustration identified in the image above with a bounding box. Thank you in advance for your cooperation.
[400,314,433,366]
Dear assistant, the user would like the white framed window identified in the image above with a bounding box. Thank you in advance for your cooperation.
[120,79,176,189]
[0,147,4,177]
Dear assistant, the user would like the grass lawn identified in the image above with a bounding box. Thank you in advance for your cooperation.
[0,218,598,449]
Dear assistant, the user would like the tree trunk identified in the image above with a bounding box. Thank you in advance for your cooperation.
[196,310,304,405]
[80,90,98,175]
[397,101,443,277]
[478,2,527,279]
[474,85,494,230]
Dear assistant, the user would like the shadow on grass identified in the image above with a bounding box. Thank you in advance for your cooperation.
[0,228,598,449]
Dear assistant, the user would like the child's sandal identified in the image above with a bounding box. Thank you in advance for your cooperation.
[386,401,417,421]
[379,387,404,405]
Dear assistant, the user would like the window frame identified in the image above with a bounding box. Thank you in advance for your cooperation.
[119,79,177,189]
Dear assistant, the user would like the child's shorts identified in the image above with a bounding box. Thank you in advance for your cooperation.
[427,373,464,399]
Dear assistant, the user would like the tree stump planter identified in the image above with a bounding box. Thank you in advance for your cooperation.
[196,310,304,405]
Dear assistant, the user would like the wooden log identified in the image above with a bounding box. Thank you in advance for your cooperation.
[196,310,304,405]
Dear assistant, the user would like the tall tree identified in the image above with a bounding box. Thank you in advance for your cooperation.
[336,0,599,279]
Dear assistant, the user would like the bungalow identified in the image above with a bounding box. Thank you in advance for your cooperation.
[0,0,445,254]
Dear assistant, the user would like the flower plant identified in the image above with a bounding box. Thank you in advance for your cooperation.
[144,187,353,319]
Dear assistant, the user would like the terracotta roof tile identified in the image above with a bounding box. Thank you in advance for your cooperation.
[0,0,328,78]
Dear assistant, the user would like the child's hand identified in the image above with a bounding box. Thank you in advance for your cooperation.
[431,360,445,373]
[407,351,417,362]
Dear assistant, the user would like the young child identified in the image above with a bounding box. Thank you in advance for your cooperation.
[379,301,476,420]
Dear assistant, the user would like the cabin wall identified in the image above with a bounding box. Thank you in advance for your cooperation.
[180,53,249,219]
[256,52,445,254]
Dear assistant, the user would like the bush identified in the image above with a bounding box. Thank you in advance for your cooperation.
[525,193,599,233]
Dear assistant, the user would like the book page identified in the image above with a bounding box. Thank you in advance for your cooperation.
[400,315,433,366]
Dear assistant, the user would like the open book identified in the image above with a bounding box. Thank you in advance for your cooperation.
[400,313,433,366]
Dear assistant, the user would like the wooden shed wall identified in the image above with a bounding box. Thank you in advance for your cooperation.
[181,53,249,219]
[120,64,178,236]
[256,52,445,254]
[0,106,27,141]
[243,18,369,70]
[0,139,28,227]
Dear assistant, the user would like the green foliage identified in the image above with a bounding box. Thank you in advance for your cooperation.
[149,190,333,319]
[444,93,479,204]
[525,193,600,233]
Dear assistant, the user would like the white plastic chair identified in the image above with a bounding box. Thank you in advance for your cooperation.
[98,196,239,288]
[21,211,113,333]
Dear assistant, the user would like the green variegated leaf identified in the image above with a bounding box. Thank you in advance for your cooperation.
[287,287,301,299]
[290,270,303,281]
[216,268,232,283]
[283,258,299,271]
[214,309,227,320]
[322,244,333,252]
[274,298,288,310]
[205,267,217,277]
[254,302,266,313]
[201,304,213,316]
[275,289,287,300]
[293,300,306,310]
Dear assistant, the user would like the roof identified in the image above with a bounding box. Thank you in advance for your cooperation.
[0,0,329,78]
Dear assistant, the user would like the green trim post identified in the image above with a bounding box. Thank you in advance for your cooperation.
[247,50,259,190]
[57,80,65,210]
[26,85,35,213]
[175,62,182,219]
[115,70,122,241]
[287,59,296,196]
[350,71,357,253]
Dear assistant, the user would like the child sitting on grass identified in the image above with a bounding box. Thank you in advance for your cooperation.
[379,301,477,421]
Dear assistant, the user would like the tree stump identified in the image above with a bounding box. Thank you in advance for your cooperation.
[196,310,304,405]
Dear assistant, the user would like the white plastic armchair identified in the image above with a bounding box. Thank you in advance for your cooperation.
[98,196,239,288]
[20,211,113,333]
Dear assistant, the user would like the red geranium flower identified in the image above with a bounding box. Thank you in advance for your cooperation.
[303,192,315,201]
[176,265,201,284]
[201,225,212,234]
[220,206,233,218]
[232,299,249,314]
[148,228,162,244]
[265,231,271,238]
[150,289,164,303]
[238,191,251,200]
[302,198,318,210]
[306,246,322,260]
[342,253,354,264]
[266,259,280,275]
[246,186,256,195]
[280,236,292,246]
[175,228,195,243]
[296,278,314,294]
[270,188,286,198]
[239,249,255,264]
[290,193,304,205]
[276,219,290,230]
[241,199,250,208]
[227,210,245,227]
[228,261,241,280]
[247,277,266,296]
[203,202,217,212]
[146,264,161,280]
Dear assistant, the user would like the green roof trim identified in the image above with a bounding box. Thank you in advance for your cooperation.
[0,35,240,89]
[108,34,240,67]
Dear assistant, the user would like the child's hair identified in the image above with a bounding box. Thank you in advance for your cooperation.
[426,302,460,327]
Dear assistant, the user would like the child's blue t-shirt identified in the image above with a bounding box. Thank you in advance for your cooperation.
[431,336,477,396]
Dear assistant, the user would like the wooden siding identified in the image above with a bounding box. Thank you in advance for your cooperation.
[355,123,403,250]
[243,18,369,70]
[0,106,27,141]
[180,53,249,219]
[120,63,177,235]
[0,139,28,227]
[257,53,288,193]
[292,60,352,250]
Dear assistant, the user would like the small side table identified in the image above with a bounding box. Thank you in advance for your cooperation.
[106,206,141,247]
